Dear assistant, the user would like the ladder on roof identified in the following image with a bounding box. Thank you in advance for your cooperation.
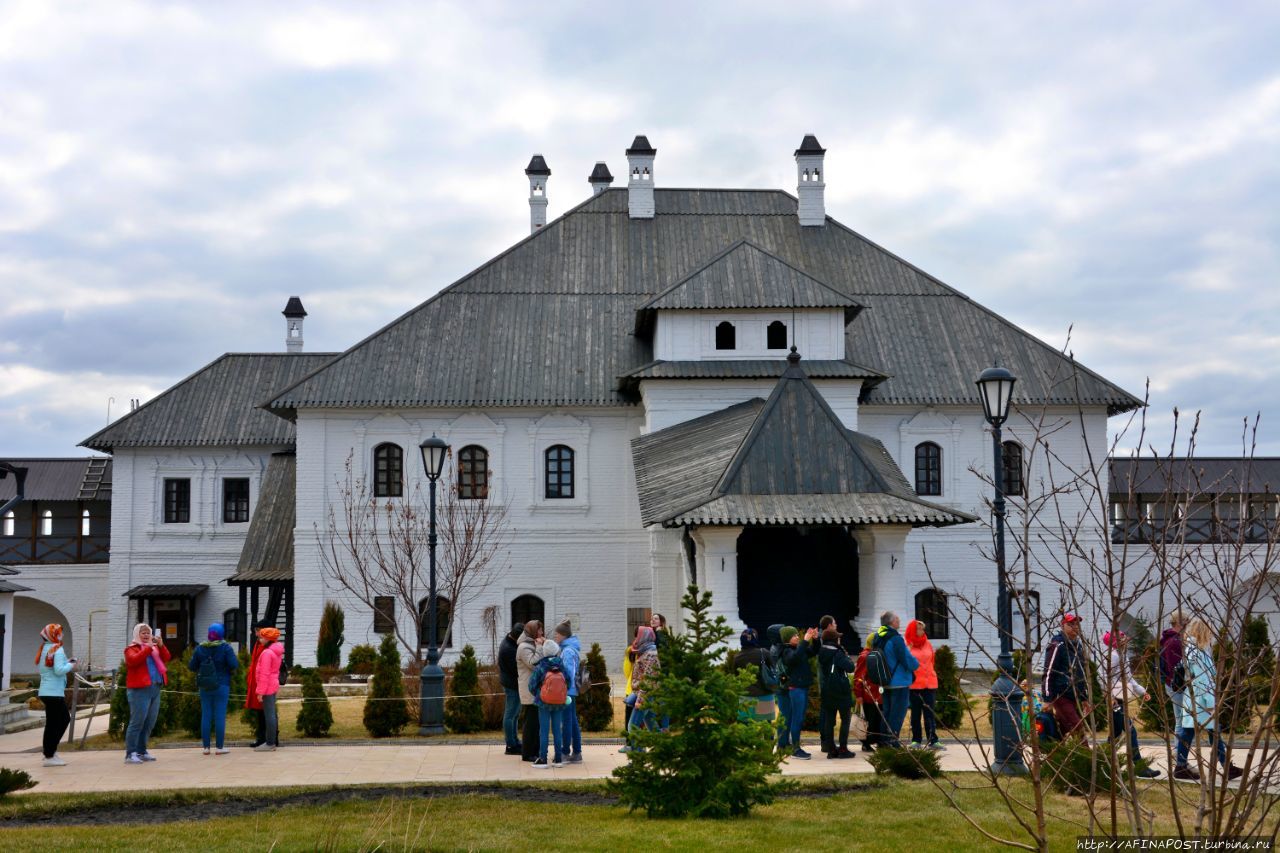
[78,458,109,500]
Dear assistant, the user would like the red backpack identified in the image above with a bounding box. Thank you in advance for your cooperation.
[540,664,568,705]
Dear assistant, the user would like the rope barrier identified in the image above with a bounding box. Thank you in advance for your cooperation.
[105,682,613,704]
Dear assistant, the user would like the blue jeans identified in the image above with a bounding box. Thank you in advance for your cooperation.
[561,700,582,755]
[538,705,565,761]
[125,684,162,757]
[200,685,231,749]
[787,687,808,749]
[881,687,909,747]
[629,706,655,743]
[1176,726,1228,769]
[262,694,279,746]
[503,688,521,749]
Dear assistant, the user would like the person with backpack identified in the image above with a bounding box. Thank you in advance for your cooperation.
[871,611,918,748]
[498,621,524,755]
[1102,629,1160,778]
[854,631,885,753]
[123,623,170,764]
[37,623,75,767]
[1159,610,1186,726]
[1174,617,1243,781]
[187,622,239,755]
[252,626,284,752]
[1042,613,1090,739]
[516,620,544,762]
[553,620,584,764]
[732,627,778,722]
[528,638,569,768]
[780,625,820,759]
[818,626,856,759]
[765,623,791,752]
[905,619,944,750]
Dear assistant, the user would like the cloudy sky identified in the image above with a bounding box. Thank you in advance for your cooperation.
[1,1,1277,458]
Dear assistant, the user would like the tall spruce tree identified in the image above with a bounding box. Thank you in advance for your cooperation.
[363,634,410,737]
[609,584,783,818]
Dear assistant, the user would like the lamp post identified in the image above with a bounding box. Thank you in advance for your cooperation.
[975,365,1027,776]
[418,434,449,735]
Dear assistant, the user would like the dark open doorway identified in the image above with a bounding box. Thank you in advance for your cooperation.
[737,526,859,650]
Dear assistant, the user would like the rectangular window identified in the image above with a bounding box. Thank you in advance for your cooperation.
[373,596,395,634]
[163,478,190,523]
[223,478,250,523]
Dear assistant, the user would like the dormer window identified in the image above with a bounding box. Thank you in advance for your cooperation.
[715,321,736,350]
[767,320,787,350]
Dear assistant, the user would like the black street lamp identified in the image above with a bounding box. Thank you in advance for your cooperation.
[975,365,1027,776]
[418,434,449,736]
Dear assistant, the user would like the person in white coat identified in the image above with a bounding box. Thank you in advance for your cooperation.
[1102,630,1159,778]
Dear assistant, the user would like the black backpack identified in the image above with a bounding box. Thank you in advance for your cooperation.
[1171,660,1187,693]
[196,648,220,690]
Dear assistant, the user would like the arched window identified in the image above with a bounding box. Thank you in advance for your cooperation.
[914,442,942,496]
[2,511,13,537]
[1002,441,1025,498]
[714,321,736,350]
[41,509,53,536]
[766,320,787,350]
[457,445,489,500]
[545,445,574,499]
[81,509,91,536]
[914,588,949,640]
[373,443,404,498]
[419,596,453,649]
[512,594,545,628]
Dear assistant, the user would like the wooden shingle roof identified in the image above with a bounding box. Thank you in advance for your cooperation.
[0,458,112,502]
[229,452,295,584]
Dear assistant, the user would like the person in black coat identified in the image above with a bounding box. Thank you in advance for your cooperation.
[780,625,820,760]
[498,622,524,754]
[817,627,856,759]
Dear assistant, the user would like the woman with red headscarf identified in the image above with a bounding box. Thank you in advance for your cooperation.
[905,619,944,750]
[37,623,76,766]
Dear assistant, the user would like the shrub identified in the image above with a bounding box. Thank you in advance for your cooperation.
[363,634,410,737]
[296,669,334,737]
[108,661,129,739]
[609,584,784,818]
[316,602,345,668]
[1135,624,1177,734]
[173,646,202,738]
[867,745,943,779]
[347,644,378,675]
[578,643,614,731]
[479,668,505,730]
[0,768,36,798]
[1043,738,1153,796]
[445,645,485,734]
[934,645,965,728]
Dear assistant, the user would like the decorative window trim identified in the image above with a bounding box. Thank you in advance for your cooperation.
[457,445,490,500]
[511,594,546,628]
[442,412,506,502]
[914,441,943,496]
[528,413,590,512]
[544,445,575,500]
[507,587,556,629]
[372,442,405,498]
[899,410,963,501]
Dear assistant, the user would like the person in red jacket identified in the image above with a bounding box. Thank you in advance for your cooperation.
[123,623,170,764]
[854,631,885,753]
[253,627,285,751]
[905,619,944,750]
[243,621,275,748]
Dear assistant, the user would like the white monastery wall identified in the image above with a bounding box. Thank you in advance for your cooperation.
[641,379,861,433]
[12,564,109,674]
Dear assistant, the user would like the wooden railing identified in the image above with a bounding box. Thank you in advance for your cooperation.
[0,533,109,564]
[1111,519,1277,545]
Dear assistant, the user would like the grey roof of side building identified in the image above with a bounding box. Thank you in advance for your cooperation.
[265,188,1141,419]
[0,458,112,502]
[1108,457,1280,497]
[80,353,338,452]
[229,452,295,584]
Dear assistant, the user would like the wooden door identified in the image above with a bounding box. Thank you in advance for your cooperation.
[155,608,188,659]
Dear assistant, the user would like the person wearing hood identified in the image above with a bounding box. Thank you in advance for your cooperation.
[37,623,75,767]
[780,624,820,759]
[187,622,239,755]
[498,621,525,755]
[123,623,170,764]
[516,620,544,762]
[253,627,284,751]
[854,631,885,752]
[818,627,856,759]
[553,620,584,764]
[527,638,568,768]
[872,612,918,748]
[732,627,777,722]
[1159,610,1186,724]
[1103,629,1160,778]
[905,619,943,750]
[766,623,791,752]
[622,625,661,751]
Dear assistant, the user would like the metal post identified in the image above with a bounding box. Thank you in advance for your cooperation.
[990,423,1027,775]
[419,476,445,734]
[66,673,78,745]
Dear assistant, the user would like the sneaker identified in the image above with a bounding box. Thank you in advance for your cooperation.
[253,743,277,752]
[1173,767,1199,782]
[215,748,231,755]
[791,748,812,760]
[910,741,922,749]
[928,741,947,751]
[1228,765,1244,781]
[618,745,632,754]
[202,748,211,755]
[125,753,144,765]
[552,758,564,768]
[836,748,856,759]
[42,756,67,767]
[568,753,584,764]
[140,752,157,762]
[504,746,522,755]
[861,743,876,753]
[825,751,840,760]
[522,754,536,762]
[1137,766,1161,779]
[532,758,549,769]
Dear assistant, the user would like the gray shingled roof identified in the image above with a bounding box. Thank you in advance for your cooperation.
[82,353,337,451]
[1109,456,1280,497]
[631,356,976,528]
[230,452,295,584]
[0,458,112,502]
[618,358,886,393]
[266,188,1141,417]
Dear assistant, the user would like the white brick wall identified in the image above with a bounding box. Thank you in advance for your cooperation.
[11,563,109,675]
[653,310,845,361]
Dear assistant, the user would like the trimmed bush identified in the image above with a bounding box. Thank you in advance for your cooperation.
[363,634,410,737]
[445,645,485,734]
[1044,738,1153,796]
[0,768,36,797]
[347,644,378,675]
[867,745,944,779]
[296,669,334,737]
[578,643,614,731]
[174,646,202,738]
[316,602,345,668]
[934,645,965,728]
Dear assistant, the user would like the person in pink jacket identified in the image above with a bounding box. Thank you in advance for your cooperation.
[253,627,284,751]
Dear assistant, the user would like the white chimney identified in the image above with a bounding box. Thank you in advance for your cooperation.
[525,154,550,234]
[795,134,826,227]
[283,296,306,353]
[626,135,656,219]
[588,161,614,196]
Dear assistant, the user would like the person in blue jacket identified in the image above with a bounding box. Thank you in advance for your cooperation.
[873,611,919,748]
[553,620,584,764]
[187,622,240,754]
[37,623,76,767]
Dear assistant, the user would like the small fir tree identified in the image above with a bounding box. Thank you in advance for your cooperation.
[346,644,378,675]
[934,645,965,728]
[316,602,345,668]
[108,660,130,739]
[609,584,784,818]
[445,645,485,734]
[363,634,410,737]
[577,643,614,731]
[0,768,37,797]
[175,646,202,737]
[295,668,334,737]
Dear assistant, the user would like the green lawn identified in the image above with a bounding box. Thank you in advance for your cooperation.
[0,775,1244,851]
